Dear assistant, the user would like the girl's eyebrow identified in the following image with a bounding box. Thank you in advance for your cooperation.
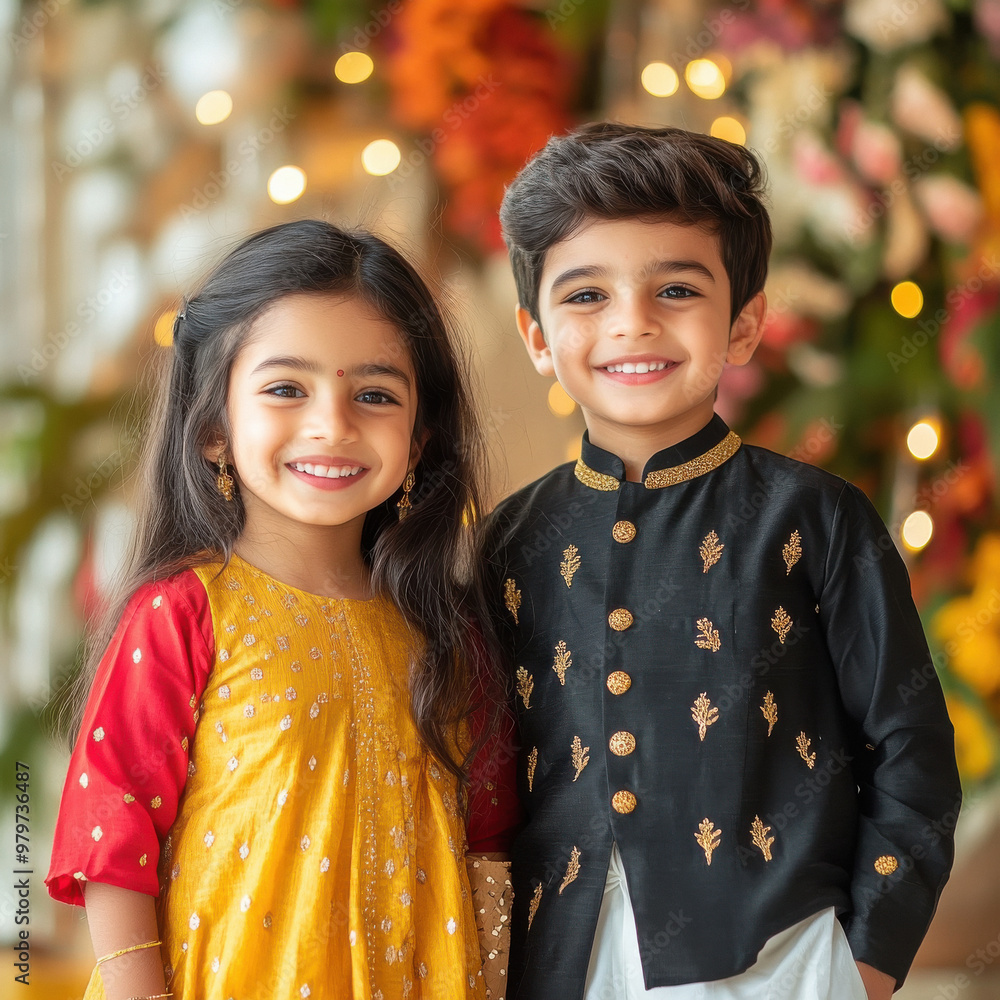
[250,355,411,387]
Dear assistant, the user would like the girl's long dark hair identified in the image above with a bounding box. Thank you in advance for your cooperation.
[67,220,500,784]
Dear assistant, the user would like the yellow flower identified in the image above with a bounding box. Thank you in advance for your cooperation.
[970,532,1000,590]
[948,630,1000,698]
[945,695,997,782]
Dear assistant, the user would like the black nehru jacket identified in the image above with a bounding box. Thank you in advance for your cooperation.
[482,414,960,1000]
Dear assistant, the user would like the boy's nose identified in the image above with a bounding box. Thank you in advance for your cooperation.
[607,297,659,339]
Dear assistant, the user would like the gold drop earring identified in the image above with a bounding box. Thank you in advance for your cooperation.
[397,470,415,521]
[216,455,234,502]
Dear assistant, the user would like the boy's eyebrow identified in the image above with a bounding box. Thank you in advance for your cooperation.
[251,355,411,387]
[549,258,717,295]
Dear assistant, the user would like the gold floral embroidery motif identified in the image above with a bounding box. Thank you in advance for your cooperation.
[771,607,792,643]
[750,815,775,862]
[695,818,722,865]
[783,530,802,575]
[527,747,538,792]
[796,731,816,769]
[691,693,719,741]
[559,846,581,894]
[761,691,777,737]
[644,431,742,489]
[574,460,620,491]
[571,736,590,781]
[552,640,572,685]
[695,618,721,652]
[516,666,534,709]
[527,883,543,930]
[504,578,521,624]
[560,545,581,588]
[700,531,724,573]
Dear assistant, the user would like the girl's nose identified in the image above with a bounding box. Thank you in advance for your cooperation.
[307,394,358,443]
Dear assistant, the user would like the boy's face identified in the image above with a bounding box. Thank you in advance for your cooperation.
[516,216,766,455]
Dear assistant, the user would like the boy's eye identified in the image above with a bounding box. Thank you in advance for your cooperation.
[357,390,399,406]
[566,289,606,305]
[660,285,697,299]
[266,384,304,398]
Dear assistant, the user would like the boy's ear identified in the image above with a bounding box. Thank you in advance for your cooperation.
[515,305,555,378]
[726,291,768,366]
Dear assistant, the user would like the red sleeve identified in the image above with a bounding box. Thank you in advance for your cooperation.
[465,624,524,854]
[46,571,214,906]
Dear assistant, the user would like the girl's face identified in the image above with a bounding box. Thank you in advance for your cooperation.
[223,292,420,539]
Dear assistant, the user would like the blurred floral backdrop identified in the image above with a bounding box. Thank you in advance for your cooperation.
[1,0,999,990]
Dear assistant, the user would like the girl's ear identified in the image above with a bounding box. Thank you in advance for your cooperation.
[409,427,431,469]
[515,305,555,378]
[726,292,768,366]
[202,434,227,464]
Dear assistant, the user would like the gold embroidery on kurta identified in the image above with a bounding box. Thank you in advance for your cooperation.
[691,692,719,741]
[771,607,792,643]
[608,608,633,631]
[751,815,775,861]
[783,530,803,574]
[874,855,898,875]
[552,640,572,685]
[574,460,620,491]
[761,691,777,737]
[570,736,590,781]
[560,545,581,588]
[504,579,521,624]
[527,747,538,792]
[695,818,722,865]
[559,847,581,894]
[695,618,721,652]
[796,732,817,769]
[700,531,724,573]
[527,883,543,930]
[644,431,742,488]
[516,666,534,709]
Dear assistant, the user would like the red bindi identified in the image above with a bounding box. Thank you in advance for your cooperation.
[337,369,344,377]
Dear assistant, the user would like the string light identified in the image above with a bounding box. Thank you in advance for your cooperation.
[335,51,374,84]
[195,90,233,126]
[361,139,401,176]
[547,381,577,417]
[906,420,940,460]
[267,166,306,204]
[685,59,726,99]
[710,116,746,144]
[901,510,934,551]
[641,62,679,97]
[891,280,923,318]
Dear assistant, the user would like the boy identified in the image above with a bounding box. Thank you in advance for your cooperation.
[482,123,960,1000]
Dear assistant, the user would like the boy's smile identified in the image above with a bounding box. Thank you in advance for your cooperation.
[517,216,766,479]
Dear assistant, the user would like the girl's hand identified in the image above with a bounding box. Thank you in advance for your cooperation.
[83,882,167,1000]
[856,961,896,1000]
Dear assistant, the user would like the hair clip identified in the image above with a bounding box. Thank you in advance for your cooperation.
[172,300,188,341]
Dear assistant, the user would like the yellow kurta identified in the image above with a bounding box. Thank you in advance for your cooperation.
[85,554,485,1000]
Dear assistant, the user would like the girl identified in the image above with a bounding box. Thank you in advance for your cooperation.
[47,219,512,1000]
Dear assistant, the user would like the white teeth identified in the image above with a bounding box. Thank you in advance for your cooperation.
[604,361,670,374]
[291,463,363,479]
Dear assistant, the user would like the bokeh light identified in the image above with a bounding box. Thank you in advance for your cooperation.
[153,309,177,348]
[547,381,577,416]
[362,139,402,176]
[641,62,679,97]
[195,90,233,126]
[906,420,940,460]
[267,165,307,204]
[685,59,726,99]
[901,510,934,551]
[335,51,374,84]
[891,280,923,318]
[710,116,746,145]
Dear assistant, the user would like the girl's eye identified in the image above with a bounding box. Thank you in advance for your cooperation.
[660,285,697,299]
[357,390,399,406]
[566,289,606,305]
[266,384,305,398]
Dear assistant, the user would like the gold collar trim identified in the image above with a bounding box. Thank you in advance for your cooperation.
[574,430,742,492]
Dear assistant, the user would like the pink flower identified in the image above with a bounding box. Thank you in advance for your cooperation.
[851,120,902,185]
[914,176,985,245]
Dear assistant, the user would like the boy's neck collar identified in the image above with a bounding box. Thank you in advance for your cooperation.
[575,414,741,491]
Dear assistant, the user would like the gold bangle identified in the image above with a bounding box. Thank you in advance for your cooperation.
[126,994,172,999]
[95,939,162,965]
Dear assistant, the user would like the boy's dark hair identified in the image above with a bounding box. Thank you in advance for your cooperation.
[65,219,499,786]
[499,122,772,323]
